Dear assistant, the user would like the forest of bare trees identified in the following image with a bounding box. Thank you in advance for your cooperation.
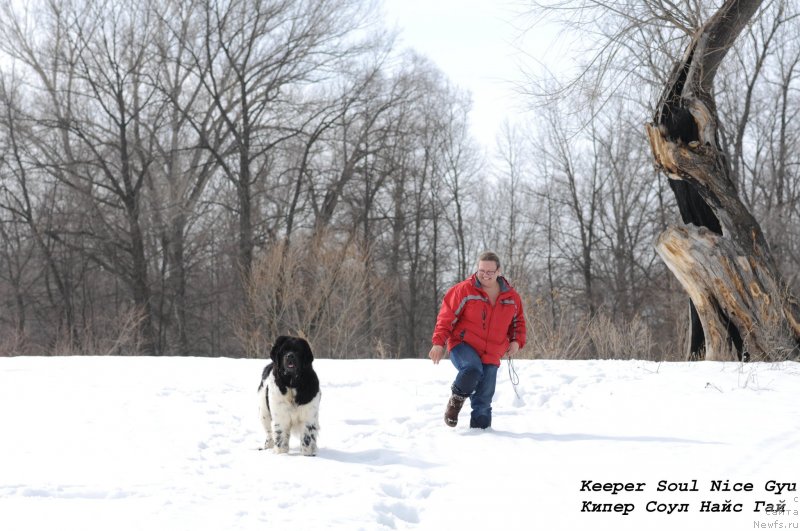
[0,0,798,360]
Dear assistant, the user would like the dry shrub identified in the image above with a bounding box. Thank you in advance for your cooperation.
[518,294,657,360]
[670,302,692,361]
[738,302,800,362]
[0,328,29,356]
[518,294,593,359]
[373,338,393,360]
[51,305,145,356]
[241,234,392,359]
[588,312,655,360]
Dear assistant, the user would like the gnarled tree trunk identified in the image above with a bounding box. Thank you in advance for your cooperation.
[645,0,800,361]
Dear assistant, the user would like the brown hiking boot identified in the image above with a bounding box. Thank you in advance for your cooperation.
[444,393,467,427]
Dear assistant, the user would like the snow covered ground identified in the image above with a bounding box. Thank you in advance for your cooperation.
[1,356,799,531]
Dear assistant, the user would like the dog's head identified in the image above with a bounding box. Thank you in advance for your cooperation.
[270,335,314,379]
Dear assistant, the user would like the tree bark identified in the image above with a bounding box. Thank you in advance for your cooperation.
[646,0,800,361]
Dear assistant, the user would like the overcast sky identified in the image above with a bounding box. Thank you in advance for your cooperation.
[382,0,557,150]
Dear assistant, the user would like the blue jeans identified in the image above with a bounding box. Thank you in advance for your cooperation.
[449,342,498,429]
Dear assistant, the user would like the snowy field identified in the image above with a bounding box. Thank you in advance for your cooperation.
[1,356,799,531]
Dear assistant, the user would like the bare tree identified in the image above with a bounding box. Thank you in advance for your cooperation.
[716,1,788,193]
[438,93,480,280]
[190,0,379,283]
[524,0,800,360]
[0,211,37,350]
[378,57,465,358]
[594,108,663,321]
[0,0,168,353]
[0,66,85,348]
[646,0,800,360]
[0,0,513,359]
[142,0,222,355]
[484,120,539,280]
[535,102,604,317]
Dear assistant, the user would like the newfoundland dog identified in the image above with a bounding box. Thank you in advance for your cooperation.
[257,335,320,456]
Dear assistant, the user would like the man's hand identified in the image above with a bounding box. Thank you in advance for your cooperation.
[505,341,520,358]
[428,345,445,364]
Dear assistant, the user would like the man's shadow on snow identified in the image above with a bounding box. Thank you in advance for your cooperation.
[474,429,723,445]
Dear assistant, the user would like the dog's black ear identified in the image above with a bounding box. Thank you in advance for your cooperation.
[301,338,314,363]
[270,336,290,362]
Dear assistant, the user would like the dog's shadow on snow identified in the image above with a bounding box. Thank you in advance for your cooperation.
[317,448,439,468]
[476,429,723,445]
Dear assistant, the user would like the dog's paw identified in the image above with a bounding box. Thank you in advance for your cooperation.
[301,440,318,456]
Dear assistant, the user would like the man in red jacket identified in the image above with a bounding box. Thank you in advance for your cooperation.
[428,252,526,429]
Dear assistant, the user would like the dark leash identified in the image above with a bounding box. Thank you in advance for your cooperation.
[506,356,521,399]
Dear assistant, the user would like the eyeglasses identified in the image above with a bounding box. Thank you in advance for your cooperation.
[477,269,498,277]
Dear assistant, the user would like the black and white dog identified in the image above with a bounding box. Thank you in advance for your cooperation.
[258,335,320,456]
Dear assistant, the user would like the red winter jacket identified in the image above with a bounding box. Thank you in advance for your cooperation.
[432,274,527,366]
